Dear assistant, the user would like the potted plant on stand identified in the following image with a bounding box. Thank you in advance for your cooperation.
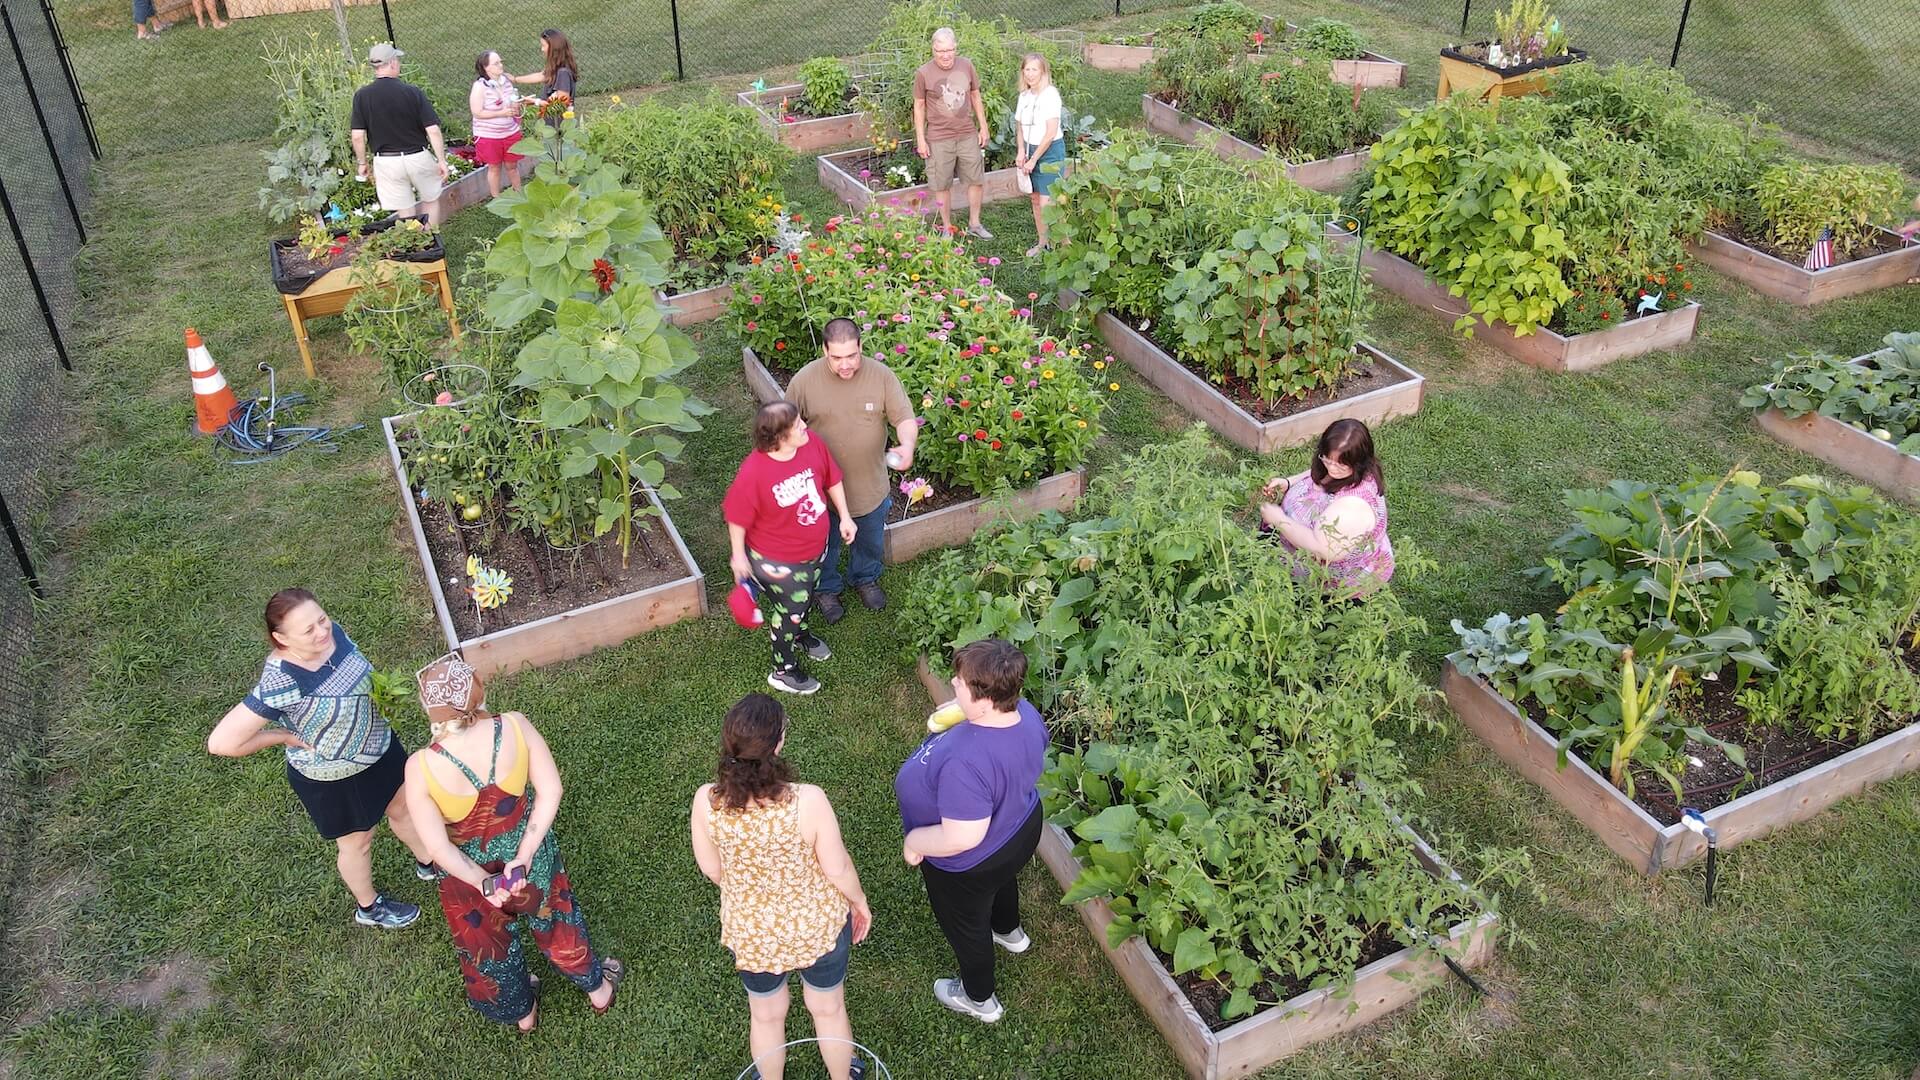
[1437,0,1586,104]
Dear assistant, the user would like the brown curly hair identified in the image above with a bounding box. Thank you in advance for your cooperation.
[714,693,792,810]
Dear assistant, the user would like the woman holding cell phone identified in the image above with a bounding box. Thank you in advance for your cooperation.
[402,653,622,1032]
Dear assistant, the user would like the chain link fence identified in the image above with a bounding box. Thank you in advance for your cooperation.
[0,0,93,929]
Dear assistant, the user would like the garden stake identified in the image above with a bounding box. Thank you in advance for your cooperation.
[1681,808,1718,906]
[1409,922,1488,997]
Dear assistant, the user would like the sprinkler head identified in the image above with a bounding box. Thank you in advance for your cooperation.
[1680,807,1718,845]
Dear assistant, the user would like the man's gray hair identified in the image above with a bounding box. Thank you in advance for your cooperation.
[931,26,957,46]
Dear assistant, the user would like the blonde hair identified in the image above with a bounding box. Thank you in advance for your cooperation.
[1019,52,1052,92]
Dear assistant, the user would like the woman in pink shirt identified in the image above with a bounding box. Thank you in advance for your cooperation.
[469,50,525,198]
[1258,419,1396,595]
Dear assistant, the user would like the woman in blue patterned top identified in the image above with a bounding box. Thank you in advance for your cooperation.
[209,588,436,929]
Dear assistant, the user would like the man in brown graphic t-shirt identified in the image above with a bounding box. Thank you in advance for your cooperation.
[914,26,994,241]
[784,318,920,624]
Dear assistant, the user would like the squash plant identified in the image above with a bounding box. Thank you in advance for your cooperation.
[907,431,1519,1019]
[1741,331,1920,454]
[486,117,713,565]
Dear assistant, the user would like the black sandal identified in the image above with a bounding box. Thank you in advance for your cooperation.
[591,957,624,1015]
[517,974,542,1034]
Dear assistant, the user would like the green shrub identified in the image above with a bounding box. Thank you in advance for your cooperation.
[584,95,791,290]
[798,56,853,116]
[1752,160,1906,259]
[1295,18,1366,59]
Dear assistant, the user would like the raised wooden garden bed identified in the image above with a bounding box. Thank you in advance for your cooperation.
[1059,288,1424,454]
[381,415,707,679]
[1140,94,1368,193]
[1037,819,1496,1079]
[434,151,536,221]
[1753,350,1919,505]
[659,282,733,328]
[736,82,872,152]
[1084,25,1403,87]
[1083,37,1161,72]
[1436,43,1587,104]
[1686,228,1920,307]
[1442,665,1920,874]
[817,147,1025,213]
[1333,234,1700,372]
[741,346,1085,561]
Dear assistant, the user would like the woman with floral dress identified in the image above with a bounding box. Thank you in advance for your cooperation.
[402,654,622,1031]
[1258,418,1396,595]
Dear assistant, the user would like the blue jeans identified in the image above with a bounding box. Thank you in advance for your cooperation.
[133,0,155,24]
[819,494,889,595]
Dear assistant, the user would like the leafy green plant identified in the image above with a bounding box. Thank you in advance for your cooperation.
[1493,0,1567,63]
[344,260,450,390]
[1752,160,1905,259]
[1741,332,1920,452]
[258,34,359,223]
[1295,18,1366,60]
[798,57,854,117]
[1149,34,1386,162]
[584,96,791,291]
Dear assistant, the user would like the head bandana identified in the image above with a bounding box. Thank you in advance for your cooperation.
[416,652,485,732]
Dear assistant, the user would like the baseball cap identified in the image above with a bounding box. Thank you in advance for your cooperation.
[366,42,405,64]
[728,579,765,629]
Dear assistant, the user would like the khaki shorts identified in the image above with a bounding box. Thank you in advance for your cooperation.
[371,150,443,211]
[926,136,985,191]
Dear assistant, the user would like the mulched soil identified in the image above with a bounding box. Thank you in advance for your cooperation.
[1161,910,1468,1029]
[885,477,980,524]
[1129,317,1413,422]
[274,237,367,280]
[415,497,686,640]
[1521,647,1920,825]
[1715,220,1911,269]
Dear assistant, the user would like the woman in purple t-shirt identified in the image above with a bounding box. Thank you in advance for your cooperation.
[895,638,1047,1024]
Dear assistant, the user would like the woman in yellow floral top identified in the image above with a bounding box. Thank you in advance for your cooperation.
[691,694,873,1080]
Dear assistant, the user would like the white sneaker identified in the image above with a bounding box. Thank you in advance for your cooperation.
[992,927,1031,953]
[933,977,1003,1022]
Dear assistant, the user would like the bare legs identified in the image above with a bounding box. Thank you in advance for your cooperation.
[334,791,435,907]
[745,982,857,1080]
[1027,192,1052,257]
[748,986,791,1080]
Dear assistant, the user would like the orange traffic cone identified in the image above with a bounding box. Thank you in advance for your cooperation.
[187,328,239,436]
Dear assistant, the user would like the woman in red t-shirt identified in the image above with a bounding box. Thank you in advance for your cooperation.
[724,402,858,696]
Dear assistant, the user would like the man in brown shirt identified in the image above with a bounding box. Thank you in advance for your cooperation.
[784,318,920,623]
[914,27,994,241]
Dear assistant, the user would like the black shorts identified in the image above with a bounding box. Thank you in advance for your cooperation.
[287,734,407,840]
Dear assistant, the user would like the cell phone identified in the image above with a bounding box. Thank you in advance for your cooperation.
[482,866,525,894]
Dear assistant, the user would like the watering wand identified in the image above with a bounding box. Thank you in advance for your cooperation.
[257,362,279,450]
[1681,807,1718,906]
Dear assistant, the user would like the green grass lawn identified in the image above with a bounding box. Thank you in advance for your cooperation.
[11,5,1920,1078]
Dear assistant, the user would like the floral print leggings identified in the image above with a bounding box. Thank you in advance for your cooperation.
[432,722,604,1025]
[750,548,822,674]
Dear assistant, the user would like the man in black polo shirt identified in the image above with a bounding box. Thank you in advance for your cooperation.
[350,43,450,226]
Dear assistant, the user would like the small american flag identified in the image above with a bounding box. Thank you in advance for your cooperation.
[1803,226,1834,271]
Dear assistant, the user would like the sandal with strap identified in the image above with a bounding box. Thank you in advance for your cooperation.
[517,974,542,1034]
[592,957,625,1015]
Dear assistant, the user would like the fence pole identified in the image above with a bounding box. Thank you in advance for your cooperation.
[669,0,685,80]
[0,491,38,598]
[1459,0,1472,37]
[0,177,71,373]
[1114,0,1121,17]
[380,0,395,46]
[37,0,97,159]
[1668,0,1694,67]
[1,3,83,243]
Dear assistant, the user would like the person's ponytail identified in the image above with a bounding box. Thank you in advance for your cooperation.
[715,694,792,810]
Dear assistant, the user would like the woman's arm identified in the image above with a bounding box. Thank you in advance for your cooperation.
[510,71,543,86]
[800,786,871,942]
[509,714,563,874]
[1276,495,1376,562]
[728,521,753,584]
[903,817,990,861]
[689,785,722,885]
[207,702,302,758]
[827,482,857,545]
[403,755,493,893]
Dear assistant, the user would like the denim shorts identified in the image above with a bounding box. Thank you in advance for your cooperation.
[738,919,852,996]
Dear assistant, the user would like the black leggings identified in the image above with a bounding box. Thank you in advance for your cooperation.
[918,802,1043,1002]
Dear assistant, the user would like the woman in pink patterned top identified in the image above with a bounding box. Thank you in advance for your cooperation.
[1258,419,1395,594]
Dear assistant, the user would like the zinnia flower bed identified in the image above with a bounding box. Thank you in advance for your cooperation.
[729,205,1106,497]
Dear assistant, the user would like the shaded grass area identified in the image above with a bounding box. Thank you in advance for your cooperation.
[9,42,1920,1080]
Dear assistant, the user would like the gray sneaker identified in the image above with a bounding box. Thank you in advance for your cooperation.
[992,926,1031,953]
[802,633,832,662]
[414,860,439,882]
[965,223,994,240]
[354,894,421,930]
[933,977,1004,1022]
[768,668,821,695]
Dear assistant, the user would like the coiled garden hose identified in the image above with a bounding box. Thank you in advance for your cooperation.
[213,366,363,464]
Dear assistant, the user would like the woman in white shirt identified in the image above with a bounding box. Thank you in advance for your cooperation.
[1013,53,1065,259]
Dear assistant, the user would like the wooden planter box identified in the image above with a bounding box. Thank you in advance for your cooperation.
[1140,94,1368,193]
[1038,818,1496,1079]
[1336,236,1701,371]
[434,153,536,221]
[1060,289,1424,454]
[735,83,872,152]
[1753,350,1919,505]
[381,415,707,679]
[1442,665,1920,874]
[1436,44,1587,104]
[659,282,733,328]
[1083,38,1161,72]
[1686,228,1920,307]
[741,346,1085,561]
[1085,28,1403,87]
[817,147,1025,213]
